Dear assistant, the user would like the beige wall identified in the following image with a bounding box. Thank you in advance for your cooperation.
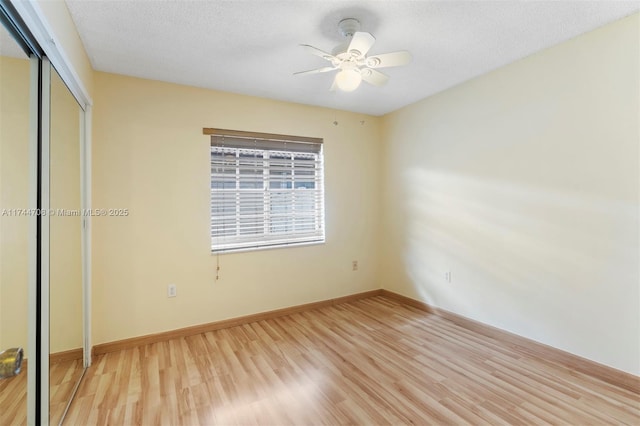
[91,72,382,345]
[380,14,640,375]
[0,56,31,352]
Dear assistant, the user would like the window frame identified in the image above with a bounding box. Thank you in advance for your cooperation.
[205,128,325,254]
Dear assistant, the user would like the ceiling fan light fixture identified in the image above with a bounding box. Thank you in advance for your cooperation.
[335,69,362,92]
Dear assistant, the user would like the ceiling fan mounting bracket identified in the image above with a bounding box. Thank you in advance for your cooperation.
[338,18,361,38]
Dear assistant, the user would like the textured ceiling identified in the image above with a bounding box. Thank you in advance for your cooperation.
[65,1,639,116]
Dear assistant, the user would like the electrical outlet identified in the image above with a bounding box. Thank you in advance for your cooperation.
[167,284,177,298]
[444,271,451,283]
[352,260,358,271]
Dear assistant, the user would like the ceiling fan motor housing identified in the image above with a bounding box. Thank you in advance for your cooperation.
[338,18,361,37]
[332,18,362,57]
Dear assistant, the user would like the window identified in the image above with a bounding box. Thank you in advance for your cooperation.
[206,128,325,253]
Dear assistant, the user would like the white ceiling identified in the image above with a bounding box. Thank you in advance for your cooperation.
[64,1,639,116]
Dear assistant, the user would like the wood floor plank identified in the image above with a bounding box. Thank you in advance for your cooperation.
[62,296,640,425]
[0,358,84,425]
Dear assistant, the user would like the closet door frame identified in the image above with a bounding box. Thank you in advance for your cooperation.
[38,56,51,423]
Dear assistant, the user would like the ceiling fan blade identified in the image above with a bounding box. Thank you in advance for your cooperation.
[294,67,336,76]
[300,44,337,62]
[329,77,337,92]
[360,68,389,87]
[347,31,375,56]
[366,51,412,68]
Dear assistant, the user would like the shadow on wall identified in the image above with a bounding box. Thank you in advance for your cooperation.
[401,168,638,354]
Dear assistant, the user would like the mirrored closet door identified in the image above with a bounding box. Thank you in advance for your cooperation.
[0,2,90,423]
[0,17,33,426]
[48,65,84,425]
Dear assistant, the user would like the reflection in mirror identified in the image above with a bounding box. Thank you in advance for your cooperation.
[49,66,84,424]
[0,19,32,426]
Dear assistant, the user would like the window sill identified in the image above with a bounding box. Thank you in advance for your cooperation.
[211,239,325,255]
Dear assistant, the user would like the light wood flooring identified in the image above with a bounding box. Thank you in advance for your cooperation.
[65,296,639,425]
[0,358,84,425]
[0,362,27,425]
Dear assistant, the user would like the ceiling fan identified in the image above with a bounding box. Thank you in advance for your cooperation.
[295,18,412,92]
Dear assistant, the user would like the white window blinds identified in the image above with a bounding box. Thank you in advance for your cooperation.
[208,129,325,253]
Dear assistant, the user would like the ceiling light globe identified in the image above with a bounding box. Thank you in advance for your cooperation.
[335,69,362,92]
